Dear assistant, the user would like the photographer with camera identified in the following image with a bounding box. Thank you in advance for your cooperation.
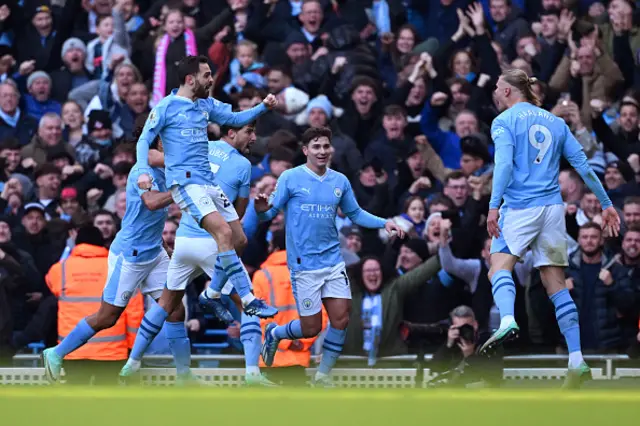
[429,305,503,388]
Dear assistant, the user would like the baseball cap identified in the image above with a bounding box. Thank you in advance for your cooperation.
[61,187,78,200]
[23,202,46,215]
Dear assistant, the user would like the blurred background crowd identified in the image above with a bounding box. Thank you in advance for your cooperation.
[0,0,639,374]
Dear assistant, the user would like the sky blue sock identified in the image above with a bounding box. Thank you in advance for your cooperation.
[491,269,516,319]
[209,258,228,292]
[240,313,262,370]
[272,319,304,340]
[130,304,168,361]
[54,318,95,358]
[550,288,581,353]
[318,326,346,375]
[166,321,191,376]
[218,250,252,298]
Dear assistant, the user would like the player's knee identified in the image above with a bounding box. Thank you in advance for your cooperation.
[330,313,349,331]
[234,232,248,254]
[213,223,233,247]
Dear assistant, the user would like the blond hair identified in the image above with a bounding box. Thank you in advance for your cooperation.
[501,68,541,107]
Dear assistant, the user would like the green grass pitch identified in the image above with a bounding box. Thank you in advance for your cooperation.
[1,387,640,426]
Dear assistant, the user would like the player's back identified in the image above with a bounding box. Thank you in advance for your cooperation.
[176,140,251,238]
[277,166,349,272]
[110,164,167,262]
[153,93,228,187]
[492,102,569,209]
[208,140,251,202]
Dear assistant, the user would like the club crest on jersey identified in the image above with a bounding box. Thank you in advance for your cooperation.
[334,188,342,198]
[121,291,132,303]
[148,109,158,125]
[302,298,313,309]
[199,196,212,207]
[202,110,209,120]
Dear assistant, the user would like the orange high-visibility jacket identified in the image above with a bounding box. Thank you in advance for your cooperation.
[45,244,143,361]
[253,250,328,367]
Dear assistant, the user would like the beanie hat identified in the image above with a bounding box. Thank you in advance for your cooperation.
[306,95,333,119]
[27,71,51,89]
[61,38,87,61]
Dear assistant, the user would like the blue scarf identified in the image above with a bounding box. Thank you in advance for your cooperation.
[362,293,382,366]
[0,107,20,128]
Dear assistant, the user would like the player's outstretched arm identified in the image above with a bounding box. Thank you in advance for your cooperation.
[339,181,405,238]
[210,94,277,127]
[563,132,620,236]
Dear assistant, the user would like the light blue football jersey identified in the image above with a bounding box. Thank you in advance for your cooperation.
[136,90,266,187]
[259,165,386,272]
[110,164,167,263]
[177,140,251,238]
[489,102,612,210]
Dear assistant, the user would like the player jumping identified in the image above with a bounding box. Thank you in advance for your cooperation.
[479,69,620,389]
[121,123,275,386]
[122,56,277,381]
[255,127,405,387]
[42,136,181,383]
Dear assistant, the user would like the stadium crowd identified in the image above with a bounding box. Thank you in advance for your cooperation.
[0,0,640,369]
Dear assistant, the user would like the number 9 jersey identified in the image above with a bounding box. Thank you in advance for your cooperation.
[489,103,584,210]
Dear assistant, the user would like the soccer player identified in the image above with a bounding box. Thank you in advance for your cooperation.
[255,127,405,387]
[480,69,620,388]
[123,56,277,380]
[41,137,180,383]
[121,123,275,386]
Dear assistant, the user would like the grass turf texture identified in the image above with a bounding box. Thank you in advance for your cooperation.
[1,387,640,426]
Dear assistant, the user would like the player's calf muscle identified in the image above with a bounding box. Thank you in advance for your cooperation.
[300,314,323,337]
[86,303,124,330]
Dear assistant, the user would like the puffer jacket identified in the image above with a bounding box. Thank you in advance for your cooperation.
[565,251,635,350]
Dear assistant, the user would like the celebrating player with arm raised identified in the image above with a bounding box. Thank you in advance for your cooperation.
[122,56,278,383]
[254,127,405,387]
[480,69,620,389]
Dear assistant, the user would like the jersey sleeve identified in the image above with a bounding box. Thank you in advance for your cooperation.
[488,118,515,209]
[131,168,161,196]
[136,105,165,170]
[562,124,613,209]
[340,178,387,229]
[204,97,267,126]
[258,171,290,221]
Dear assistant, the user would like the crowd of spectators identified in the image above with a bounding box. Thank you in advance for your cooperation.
[1,0,640,366]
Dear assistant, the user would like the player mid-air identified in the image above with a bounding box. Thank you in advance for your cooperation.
[122,55,278,380]
[42,134,181,383]
[255,127,405,387]
[480,69,620,388]
[121,122,275,386]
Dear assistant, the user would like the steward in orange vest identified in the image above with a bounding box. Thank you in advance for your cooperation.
[253,233,327,368]
[46,228,143,361]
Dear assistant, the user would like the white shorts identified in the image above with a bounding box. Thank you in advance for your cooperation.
[102,250,169,307]
[491,204,568,268]
[166,236,245,294]
[292,262,351,316]
[171,183,239,225]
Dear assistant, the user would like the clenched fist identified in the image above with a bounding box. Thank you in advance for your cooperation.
[263,94,277,109]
